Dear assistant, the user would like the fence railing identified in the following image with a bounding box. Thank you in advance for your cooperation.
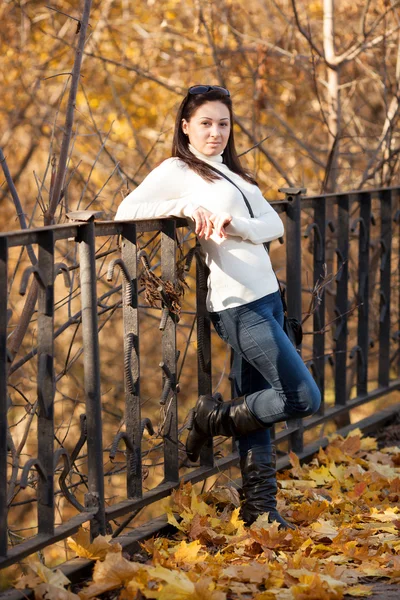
[0,186,399,569]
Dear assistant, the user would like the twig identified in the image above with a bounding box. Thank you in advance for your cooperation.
[0,148,37,266]
[45,0,93,224]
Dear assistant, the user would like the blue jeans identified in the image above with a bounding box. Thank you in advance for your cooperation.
[209,291,321,456]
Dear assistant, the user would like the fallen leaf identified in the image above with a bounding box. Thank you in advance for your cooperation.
[290,500,329,525]
[203,486,241,508]
[344,585,373,597]
[78,552,147,599]
[67,528,121,560]
[221,561,268,583]
[310,519,338,541]
[171,540,203,565]
[308,465,336,486]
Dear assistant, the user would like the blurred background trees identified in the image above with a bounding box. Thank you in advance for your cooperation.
[2,0,400,232]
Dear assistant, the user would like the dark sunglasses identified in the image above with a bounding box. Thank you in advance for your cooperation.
[188,85,230,97]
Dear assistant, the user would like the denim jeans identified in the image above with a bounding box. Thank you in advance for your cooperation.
[209,291,321,456]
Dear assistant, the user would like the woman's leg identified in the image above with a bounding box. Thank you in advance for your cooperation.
[229,349,272,456]
[229,350,294,527]
[217,291,321,425]
[186,291,320,463]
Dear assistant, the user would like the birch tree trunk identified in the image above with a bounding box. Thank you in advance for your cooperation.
[323,0,340,193]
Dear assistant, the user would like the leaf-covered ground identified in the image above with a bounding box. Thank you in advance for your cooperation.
[15,429,400,599]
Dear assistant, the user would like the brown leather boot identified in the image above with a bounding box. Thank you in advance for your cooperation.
[240,445,295,529]
[186,394,264,462]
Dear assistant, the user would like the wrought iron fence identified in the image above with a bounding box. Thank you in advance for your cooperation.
[0,187,399,570]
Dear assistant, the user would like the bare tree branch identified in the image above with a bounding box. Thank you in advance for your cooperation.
[45,0,93,224]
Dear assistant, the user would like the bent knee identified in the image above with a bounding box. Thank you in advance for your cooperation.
[303,387,321,416]
[287,383,321,417]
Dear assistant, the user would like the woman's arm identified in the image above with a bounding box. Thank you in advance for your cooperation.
[115,159,196,221]
[115,158,216,239]
[224,203,284,244]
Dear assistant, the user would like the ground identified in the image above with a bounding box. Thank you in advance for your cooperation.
[344,414,400,600]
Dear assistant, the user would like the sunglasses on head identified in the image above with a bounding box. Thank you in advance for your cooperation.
[188,85,230,97]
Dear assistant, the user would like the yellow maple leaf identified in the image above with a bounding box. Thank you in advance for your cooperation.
[328,462,347,483]
[310,519,338,541]
[359,437,377,452]
[190,487,212,516]
[368,462,397,479]
[35,584,81,600]
[308,465,336,486]
[290,500,329,525]
[279,479,316,489]
[16,562,68,587]
[369,507,399,522]
[358,564,387,577]
[145,567,225,599]
[166,508,187,532]
[291,572,344,599]
[225,507,246,536]
[78,552,147,599]
[67,528,121,560]
[344,585,373,597]
[347,428,362,438]
[15,562,79,600]
[221,561,269,583]
[171,540,203,564]
[289,451,304,478]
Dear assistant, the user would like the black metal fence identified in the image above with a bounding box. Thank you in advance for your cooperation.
[0,187,399,570]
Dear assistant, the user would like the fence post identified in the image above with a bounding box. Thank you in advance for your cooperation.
[334,194,350,414]
[73,212,106,537]
[121,224,142,499]
[378,190,392,387]
[280,188,306,454]
[161,220,179,482]
[356,192,371,397]
[37,230,55,535]
[0,237,8,556]
[195,246,214,467]
[312,197,326,413]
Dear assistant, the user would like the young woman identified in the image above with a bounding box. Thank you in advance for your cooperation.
[115,85,321,529]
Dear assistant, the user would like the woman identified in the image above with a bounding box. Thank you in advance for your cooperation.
[115,85,321,529]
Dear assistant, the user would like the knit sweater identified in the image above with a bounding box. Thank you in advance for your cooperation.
[115,147,284,312]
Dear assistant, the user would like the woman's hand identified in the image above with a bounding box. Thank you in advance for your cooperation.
[191,207,214,239]
[191,207,233,240]
[210,212,232,239]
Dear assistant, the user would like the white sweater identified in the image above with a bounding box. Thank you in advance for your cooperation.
[115,147,284,312]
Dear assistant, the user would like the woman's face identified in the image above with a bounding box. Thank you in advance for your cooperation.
[182,101,231,156]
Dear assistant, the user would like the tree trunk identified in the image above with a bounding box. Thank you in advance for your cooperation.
[323,0,340,193]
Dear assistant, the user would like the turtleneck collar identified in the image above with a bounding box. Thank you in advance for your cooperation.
[188,143,223,164]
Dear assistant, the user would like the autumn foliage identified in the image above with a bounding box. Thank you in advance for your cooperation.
[15,429,400,599]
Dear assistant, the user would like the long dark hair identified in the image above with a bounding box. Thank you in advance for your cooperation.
[172,89,257,185]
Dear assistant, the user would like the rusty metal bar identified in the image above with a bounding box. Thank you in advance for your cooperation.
[37,230,55,535]
[161,220,179,482]
[311,197,326,413]
[378,189,392,387]
[356,192,371,396]
[397,191,400,379]
[0,511,96,570]
[77,220,106,536]
[334,194,349,408]
[0,237,8,557]
[195,248,214,467]
[121,223,142,498]
[283,188,305,453]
